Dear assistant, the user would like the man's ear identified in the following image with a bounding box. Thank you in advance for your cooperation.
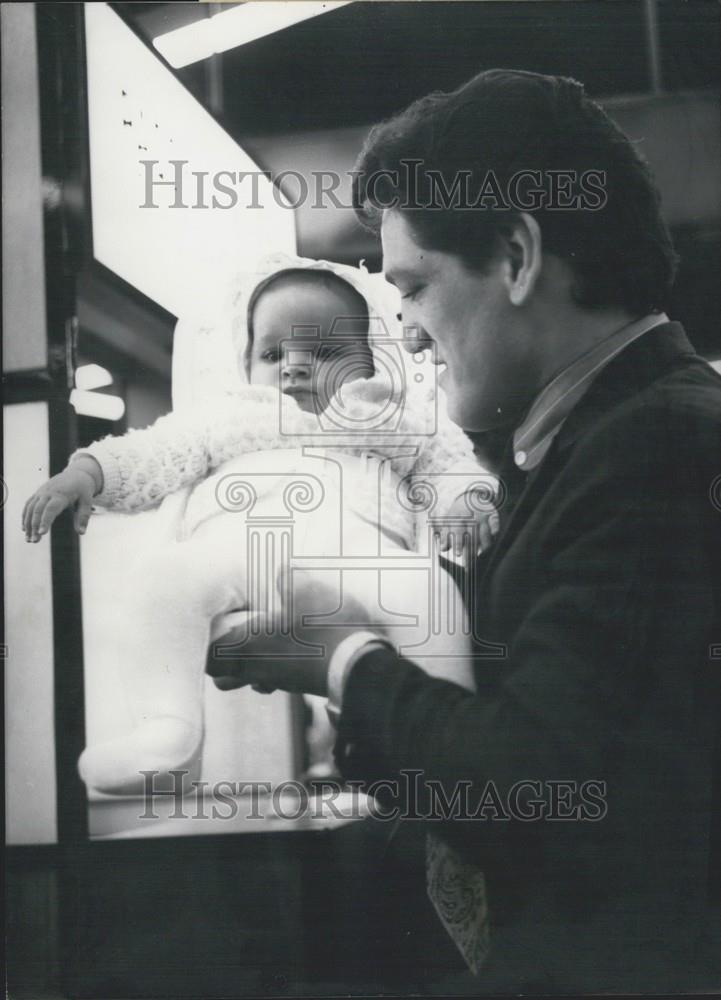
[501,212,543,306]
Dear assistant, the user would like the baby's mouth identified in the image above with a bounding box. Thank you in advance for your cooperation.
[282,385,319,412]
[282,385,314,398]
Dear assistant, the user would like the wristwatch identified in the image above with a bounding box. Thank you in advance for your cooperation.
[325,630,394,727]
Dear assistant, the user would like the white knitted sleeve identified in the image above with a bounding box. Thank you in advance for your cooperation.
[401,390,499,520]
[73,384,411,513]
[72,406,216,513]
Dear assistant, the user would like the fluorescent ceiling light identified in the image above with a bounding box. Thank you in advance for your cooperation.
[70,389,125,421]
[75,364,113,391]
[154,2,352,69]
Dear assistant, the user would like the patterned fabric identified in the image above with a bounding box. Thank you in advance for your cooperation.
[426,831,491,975]
[74,255,491,541]
[74,380,484,540]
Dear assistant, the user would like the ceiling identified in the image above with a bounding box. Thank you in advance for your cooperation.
[112,1,721,356]
[118,1,720,137]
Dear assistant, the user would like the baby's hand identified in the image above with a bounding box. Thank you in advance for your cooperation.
[22,465,96,542]
[436,491,500,559]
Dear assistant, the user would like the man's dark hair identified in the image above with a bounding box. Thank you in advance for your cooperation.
[244,268,370,378]
[353,69,678,316]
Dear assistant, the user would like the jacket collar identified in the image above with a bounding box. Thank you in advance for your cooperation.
[512,314,670,472]
[474,322,697,590]
[552,321,697,457]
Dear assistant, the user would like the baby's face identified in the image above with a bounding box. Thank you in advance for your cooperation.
[248,280,374,413]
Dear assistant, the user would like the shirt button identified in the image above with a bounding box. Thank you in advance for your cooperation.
[515,450,528,467]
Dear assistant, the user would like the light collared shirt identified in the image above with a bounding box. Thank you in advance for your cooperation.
[326,312,670,721]
[513,312,669,470]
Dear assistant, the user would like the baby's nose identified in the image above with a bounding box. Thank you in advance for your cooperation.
[281,351,313,381]
[283,366,310,384]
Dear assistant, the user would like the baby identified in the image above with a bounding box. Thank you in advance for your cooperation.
[23,254,498,794]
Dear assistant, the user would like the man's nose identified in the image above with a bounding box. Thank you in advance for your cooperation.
[401,321,433,355]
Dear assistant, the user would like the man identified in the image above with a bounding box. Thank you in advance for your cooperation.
[208,70,721,992]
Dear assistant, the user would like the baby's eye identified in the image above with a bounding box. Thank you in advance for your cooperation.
[401,286,424,302]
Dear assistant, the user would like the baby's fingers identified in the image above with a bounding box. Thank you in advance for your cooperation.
[24,494,47,541]
[27,494,50,541]
[433,525,450,552]
[436,527,469,559]
[453,530,467,558]
[22,494,37,538]
[479,519,493,553]
[73,495,93,535]
[32,494,66,541]
[21,493,34,533]
[40,496,69,537]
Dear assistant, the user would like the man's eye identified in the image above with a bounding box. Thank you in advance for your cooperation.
[261,349,279,363]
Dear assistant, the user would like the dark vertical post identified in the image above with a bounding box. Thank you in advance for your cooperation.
[36,1,92,845]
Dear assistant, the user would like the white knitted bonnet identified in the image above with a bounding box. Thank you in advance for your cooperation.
[171,252,432,414]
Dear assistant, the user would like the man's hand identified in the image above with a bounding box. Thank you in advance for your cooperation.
[206,571,383,696]
[436,493,500,559]
[22,465,97,542]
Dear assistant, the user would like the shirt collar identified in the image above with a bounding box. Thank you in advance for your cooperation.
[512,313,669,471]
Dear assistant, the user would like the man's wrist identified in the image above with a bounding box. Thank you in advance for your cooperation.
[326,630,393,727]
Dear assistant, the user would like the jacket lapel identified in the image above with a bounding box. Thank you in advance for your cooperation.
[552,321,696,457]
[476,446,555,588]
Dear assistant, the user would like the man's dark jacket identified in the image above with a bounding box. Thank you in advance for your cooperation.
[336,323,721,993]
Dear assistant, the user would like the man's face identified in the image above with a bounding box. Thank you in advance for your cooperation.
[381,210,536,432]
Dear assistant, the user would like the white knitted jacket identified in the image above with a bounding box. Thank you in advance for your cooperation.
[76,253,495,545]
[77,379,493,547]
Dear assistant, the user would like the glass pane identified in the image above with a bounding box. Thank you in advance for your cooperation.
[85,1,295,320]
[81,3,301,838]
[1,5,47,372]
[4,402,57,844]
